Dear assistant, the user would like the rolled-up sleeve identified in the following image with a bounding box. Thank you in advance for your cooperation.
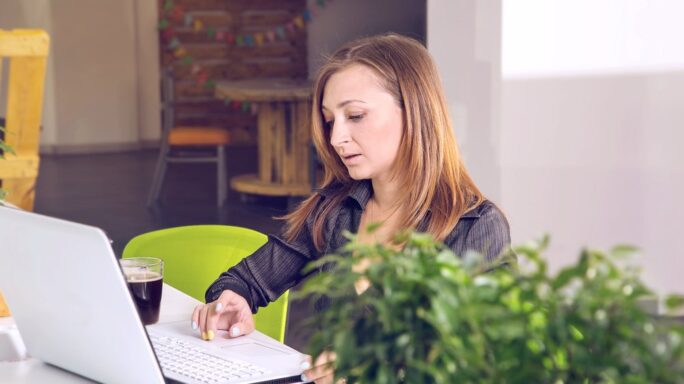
[204,202,322,312]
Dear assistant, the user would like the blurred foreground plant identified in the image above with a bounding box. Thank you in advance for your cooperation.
[297,230,684,383]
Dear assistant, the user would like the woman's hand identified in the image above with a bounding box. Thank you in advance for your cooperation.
[191,290,254,341]
[301,351,345,384]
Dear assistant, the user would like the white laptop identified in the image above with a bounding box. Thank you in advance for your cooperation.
[0,206,306,383]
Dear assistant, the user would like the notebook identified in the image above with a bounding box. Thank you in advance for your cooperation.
[0,206,307,383]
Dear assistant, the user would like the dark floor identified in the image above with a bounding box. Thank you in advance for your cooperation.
[34,148,312,351]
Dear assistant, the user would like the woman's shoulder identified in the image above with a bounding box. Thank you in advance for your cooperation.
[461,199,504,220]
[445,199,511,261]
[446,200,510,243]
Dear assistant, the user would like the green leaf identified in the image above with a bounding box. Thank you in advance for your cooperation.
[610,244,640,258]
[0,141,16,156]
[665,295,684,310]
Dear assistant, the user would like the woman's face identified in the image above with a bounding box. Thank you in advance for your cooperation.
[322,64,403,182]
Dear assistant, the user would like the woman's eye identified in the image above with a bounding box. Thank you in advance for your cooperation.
[348,114,364,121]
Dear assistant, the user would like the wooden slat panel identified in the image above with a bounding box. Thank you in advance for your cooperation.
[162,41,301,62]
[225,0,306,12]
[0,29,49,56]
[0,156,39,179]
[173,0,305,11]
[165,27,306,44]
[5,56,48,155]
[157,0,308,157]
[241,11,296,28]
[257,103,275,182]
[172,0,230,10]
[2,177,36,211]
[273,103,286,184]
[175,115,256,129]
[173,60,306,82]
[294,100,310,184]
[0,29,48,211]
[174,99,245,114]
[282,102,295,184]
[161,11,234,28]
[0,57,3,99]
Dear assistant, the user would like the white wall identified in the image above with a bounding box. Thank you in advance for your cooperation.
[1,0,160,153]
[427,0,502,202]
[500,0,684,297]
[430,0,684,298]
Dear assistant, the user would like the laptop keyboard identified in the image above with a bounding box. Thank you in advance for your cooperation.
[150,334,270,383]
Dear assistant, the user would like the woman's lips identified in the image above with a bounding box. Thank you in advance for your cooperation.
[342,154,362,165]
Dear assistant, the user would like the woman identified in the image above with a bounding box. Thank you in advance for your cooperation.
[192,33,510,383]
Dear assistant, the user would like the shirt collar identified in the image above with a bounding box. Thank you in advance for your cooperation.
[316,179,372,209]
[316,179,482,218]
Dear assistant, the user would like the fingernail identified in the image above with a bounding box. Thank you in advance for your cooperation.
[230,326,240,337]
[300,361,311,370]
[191,321,198,330]
[215,303,223,311]
[207,330,214,340]
[300,373,309,382]
[201,332,207,340]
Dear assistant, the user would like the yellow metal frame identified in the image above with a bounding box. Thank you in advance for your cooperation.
[0,29,50,211]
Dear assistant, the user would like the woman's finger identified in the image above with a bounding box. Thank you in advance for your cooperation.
[198,304,210,340]
[203,301,225,341]
[191,304,202,332]
[303,351,336,382]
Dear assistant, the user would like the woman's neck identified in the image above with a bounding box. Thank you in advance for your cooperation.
[370,177,401,211]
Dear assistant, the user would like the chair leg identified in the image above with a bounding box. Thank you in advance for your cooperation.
[217,145,227,207]
[147,143,170,207]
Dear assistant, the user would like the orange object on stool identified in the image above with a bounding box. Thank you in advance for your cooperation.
[167,126,231,146]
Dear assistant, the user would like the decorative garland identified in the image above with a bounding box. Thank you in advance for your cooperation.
[158,0,331,114]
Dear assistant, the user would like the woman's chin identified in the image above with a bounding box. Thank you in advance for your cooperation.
[346,168,370,181]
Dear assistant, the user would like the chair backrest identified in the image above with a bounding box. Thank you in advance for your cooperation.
[161,66,175,136]
[0,29,49,210]
[122,225,289,342]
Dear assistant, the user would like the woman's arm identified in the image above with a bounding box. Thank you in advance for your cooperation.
[205,235,314,313]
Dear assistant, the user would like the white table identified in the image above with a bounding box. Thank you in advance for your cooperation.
[0,285,207,383]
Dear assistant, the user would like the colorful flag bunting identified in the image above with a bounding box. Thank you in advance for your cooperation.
[158,0,328,112]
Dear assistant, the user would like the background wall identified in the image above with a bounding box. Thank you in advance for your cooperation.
[2,0,422,153]
[429,0,684,299]
[307,0,426,77]
[0,0,57,147]
[7,0,680,297]
[1,0,159,153]
[500,0,684,298]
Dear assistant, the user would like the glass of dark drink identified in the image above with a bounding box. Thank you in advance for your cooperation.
[120,257,164,325]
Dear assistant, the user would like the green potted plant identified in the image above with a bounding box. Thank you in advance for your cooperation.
[298,230,684,383]
[0,124,15,202]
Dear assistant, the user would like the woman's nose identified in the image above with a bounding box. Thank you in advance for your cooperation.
[329,122,351,147]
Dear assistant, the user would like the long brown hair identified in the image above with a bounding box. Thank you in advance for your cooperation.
[283,33,484,251]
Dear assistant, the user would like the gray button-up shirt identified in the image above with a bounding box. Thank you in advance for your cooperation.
[206,180,511,312]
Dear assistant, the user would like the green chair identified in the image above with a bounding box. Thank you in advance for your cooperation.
[122,225,288,342]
